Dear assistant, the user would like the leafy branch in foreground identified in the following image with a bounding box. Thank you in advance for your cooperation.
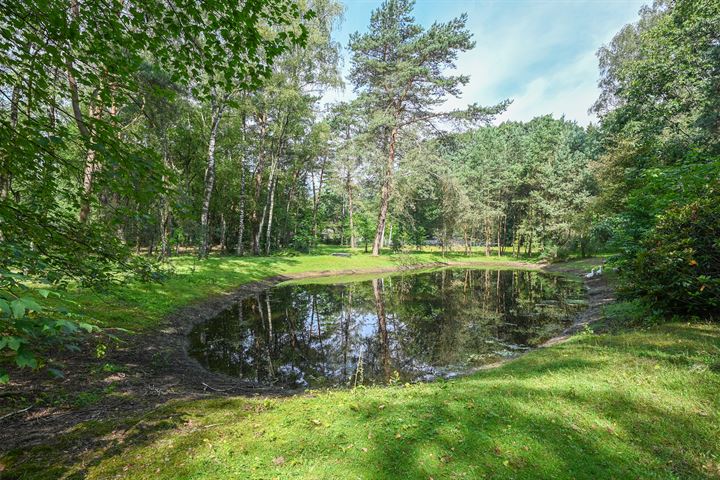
[0,272,98,383]
[0,0,313,379]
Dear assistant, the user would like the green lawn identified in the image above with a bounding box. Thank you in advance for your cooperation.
[6,251,719,479]
[64,247,537,331]
[5,322,719,479]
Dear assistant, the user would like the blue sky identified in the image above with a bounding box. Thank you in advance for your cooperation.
[324,0,647,125]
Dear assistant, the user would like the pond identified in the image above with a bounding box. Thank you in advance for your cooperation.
[188,268,586,388]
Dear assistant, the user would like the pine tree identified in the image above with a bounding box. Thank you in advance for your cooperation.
[348,0,507,255]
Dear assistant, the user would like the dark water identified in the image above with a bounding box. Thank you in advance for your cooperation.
[188,268,585,388]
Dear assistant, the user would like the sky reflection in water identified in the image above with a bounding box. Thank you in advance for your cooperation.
[189,268,585,388]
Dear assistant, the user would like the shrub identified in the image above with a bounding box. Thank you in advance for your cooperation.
[622,196,720,318]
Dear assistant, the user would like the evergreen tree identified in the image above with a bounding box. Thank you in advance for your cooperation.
[347,0,507,255]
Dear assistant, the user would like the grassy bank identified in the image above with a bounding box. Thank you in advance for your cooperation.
[65,247,538,331]
[5,322,719,479]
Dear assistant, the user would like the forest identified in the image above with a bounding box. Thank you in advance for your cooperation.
[1,0,718,478]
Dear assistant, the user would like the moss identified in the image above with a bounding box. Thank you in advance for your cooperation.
[4,322,719,479]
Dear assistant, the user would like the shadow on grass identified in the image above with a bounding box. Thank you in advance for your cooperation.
[1,406,192,479]
[4,326,718,479]
[359,380,717,479]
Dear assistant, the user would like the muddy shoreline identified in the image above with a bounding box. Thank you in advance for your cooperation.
[1,259,607,454]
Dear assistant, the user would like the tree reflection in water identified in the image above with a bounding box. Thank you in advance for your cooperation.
[189,268,585,388]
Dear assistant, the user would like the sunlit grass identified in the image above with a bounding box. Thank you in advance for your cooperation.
[64,247,538,331]
[5,322,719,479]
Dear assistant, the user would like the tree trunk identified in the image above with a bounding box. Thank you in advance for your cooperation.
[340,202,345,246]
[219,212,227,253]
[66,2,101,223]
[265,176,277,255]
[78,149,98,223]
[257,157,277,255]
[501,215,508,255]
[484,220,491,256]
[199,101,224,258]
[135,221,141,254]
[77,91,105,223]
[527,231,533,256]
[251,113,268,255]
[77,97,102,223]
[347,171,356,249]
[311,156,327,246]
[236,164,246,256]
[160,202,171,259]
[159,144,172,259]
[440,227,447,257]
[372,126,398,256]
[1,85,20,201]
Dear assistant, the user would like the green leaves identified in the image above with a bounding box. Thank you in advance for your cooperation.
[622,179,720,317]
[0,336,23,351]
[10,300,26,320]
[0,283,98,378]
[348,0,500,128]
[0,299,10,316]
[15,347,38,369]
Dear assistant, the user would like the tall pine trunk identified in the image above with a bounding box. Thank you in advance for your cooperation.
[485,220,493,256]
[372,127,397,256]
[67,0,101,224]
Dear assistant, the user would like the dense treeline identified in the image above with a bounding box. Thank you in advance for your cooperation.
[0,0,718,377]
[589,0,719,316]
[391,117,598,258]
[0,0,332,374]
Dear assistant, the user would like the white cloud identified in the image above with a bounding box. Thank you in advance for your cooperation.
[323,0,647,126]
[493,51,600,125]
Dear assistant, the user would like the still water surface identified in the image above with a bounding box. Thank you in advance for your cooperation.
[189,268,585,388]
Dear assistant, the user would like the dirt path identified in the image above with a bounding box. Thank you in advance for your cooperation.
[0,258,605,455]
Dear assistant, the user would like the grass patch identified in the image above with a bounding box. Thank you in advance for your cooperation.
[62,247,537,332]
[3,322,718,479]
